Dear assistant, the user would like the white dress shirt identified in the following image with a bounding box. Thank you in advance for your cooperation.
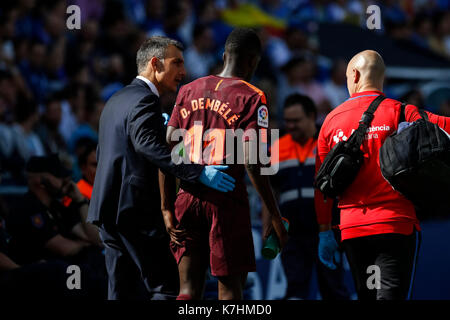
[136,76,160,97]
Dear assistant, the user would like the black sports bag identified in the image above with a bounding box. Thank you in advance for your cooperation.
[315,95,386,198]
[379,107,450,217]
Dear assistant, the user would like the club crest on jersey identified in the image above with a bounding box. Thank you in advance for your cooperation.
[257,105,269,128]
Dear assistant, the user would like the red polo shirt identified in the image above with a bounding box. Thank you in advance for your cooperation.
[315,91,450,241]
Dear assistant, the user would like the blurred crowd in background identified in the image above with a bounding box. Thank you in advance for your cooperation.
[0,0,449,185]
[0,0,450,184]
[0,0,450,299]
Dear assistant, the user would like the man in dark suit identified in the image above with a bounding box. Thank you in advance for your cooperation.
[88,36,235,300]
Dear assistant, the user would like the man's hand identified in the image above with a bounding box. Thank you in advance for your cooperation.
[262,223,273,242]
[262,215,288,250]
[162,209,187,246]
[318,229,341,270]
[61,180,84,202]
[198,165,236,192]
[272,217,289,250]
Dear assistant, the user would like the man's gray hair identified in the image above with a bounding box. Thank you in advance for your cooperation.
[136,36,184,74]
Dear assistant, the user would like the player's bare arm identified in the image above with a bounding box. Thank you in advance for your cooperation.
[166,125,177,148]
[158,127,187,246]
[243,140,288,249]
[261,185,280,241]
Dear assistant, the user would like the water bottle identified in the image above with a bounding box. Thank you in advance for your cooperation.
[261,217,289,260]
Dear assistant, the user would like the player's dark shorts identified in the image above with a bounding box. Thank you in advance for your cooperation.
[170,189,256,277]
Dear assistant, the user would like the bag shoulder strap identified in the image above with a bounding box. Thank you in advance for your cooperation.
[347,95,386,147]
[418,108,429,121]
[401,103,429,123]
[399,102,406,124]
[364,95,386,118]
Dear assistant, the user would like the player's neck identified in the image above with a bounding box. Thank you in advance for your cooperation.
[218,64,250,82]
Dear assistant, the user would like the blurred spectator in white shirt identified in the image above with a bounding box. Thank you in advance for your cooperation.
[12,99,45,160]
[279,55,331,125]
[58,83,86,145]
[184,24,216,81]
[323,59,349,108]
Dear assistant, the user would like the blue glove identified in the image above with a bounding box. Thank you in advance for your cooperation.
[162,113,170,126]
[199,165,236,192]
[318,230,341,270]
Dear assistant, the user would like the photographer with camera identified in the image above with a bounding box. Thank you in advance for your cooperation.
[4,154,106,297]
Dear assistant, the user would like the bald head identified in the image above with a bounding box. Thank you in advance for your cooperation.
[346,50,385,95]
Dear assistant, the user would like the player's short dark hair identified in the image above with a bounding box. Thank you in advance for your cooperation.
[136,36,184,74]
[283,93,317,120]
[224,28,262,58]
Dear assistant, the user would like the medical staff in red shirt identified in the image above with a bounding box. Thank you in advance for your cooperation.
[315,50,450,300]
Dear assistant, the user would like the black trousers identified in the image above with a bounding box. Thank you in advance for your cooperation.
[99,224,179,300]
[342,231,420,300]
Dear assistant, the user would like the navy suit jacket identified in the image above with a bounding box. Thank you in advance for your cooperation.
[87,78,202,230]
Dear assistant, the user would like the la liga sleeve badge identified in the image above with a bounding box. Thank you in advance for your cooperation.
[257,105,269,128]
